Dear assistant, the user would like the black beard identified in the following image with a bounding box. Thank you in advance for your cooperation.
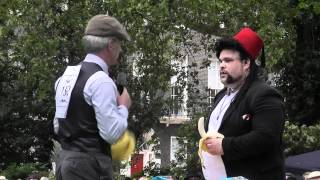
[225,74,242,84]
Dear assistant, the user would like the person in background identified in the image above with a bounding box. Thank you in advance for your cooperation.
[53,14,131,180]
[202,27,285,179]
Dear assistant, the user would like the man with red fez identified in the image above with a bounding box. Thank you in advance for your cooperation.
[201,28,285,179]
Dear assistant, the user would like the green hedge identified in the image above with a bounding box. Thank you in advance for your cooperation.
[0,163,51,180]
[283,121,320,156]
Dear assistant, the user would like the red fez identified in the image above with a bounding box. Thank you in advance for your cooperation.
[233,27,264,60]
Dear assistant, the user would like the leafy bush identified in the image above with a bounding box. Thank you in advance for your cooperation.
[1,163,50,180]
[283,121,320,156]
[2,163,36,179]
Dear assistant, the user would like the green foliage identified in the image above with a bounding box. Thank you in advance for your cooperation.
[0,0,181,168]
[170,0,296,71]
[297,0,320,14]
[166,114,205,179]
[2,163,35,180]
[0,0,94,169]
[1,163,49,180]
[283,121,320,156]
[143,161,175,178]
[143,161,161,177]
[1,0,319,175]
[277,0,320,125]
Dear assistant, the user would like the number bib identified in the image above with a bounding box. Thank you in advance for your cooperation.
[55,65,82,118]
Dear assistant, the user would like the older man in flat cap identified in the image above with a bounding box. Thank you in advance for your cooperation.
[53,15,131,180]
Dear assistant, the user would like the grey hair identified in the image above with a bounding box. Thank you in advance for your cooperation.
[82,35,114,53]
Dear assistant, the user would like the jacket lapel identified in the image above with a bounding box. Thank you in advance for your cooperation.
[205,88,227,131]
[220,98,237,127]
[212,89,226,110]
[220,87,245,129]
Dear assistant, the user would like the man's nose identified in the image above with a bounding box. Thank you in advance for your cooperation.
[220,61,226,69]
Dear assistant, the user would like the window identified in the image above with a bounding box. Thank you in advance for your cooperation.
[208,89,219,107]
[208,60,224,90]
[170,136,187,163]
[171,86,180,115]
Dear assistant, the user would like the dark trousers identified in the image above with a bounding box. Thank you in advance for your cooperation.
[56,149,113,180]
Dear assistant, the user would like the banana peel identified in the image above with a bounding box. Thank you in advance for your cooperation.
[111,130,136,161]
[304,171,320,179]
[198,117,224,168]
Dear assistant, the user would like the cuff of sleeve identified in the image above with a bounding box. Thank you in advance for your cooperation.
[118,105,129,117]
[222,137,229,156]
[220,138,225,155]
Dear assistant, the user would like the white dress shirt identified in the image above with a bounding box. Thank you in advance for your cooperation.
[54,54,128,144]
[202,90,238,180]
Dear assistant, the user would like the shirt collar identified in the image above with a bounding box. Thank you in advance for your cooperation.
[83,54,108,74]
[226,88,239,96]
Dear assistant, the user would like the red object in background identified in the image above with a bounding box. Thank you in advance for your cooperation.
[131,153,143,176]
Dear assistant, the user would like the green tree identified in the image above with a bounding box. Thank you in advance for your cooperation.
[0,0,89,169]
[277,0,320,125]
[2,0,319,174]
[0,0,183,169]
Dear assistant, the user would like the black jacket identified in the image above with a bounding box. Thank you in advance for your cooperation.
[206,80,285,180]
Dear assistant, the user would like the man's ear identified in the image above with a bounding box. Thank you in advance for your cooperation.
[107,40,114,50]
[243,59,251,70]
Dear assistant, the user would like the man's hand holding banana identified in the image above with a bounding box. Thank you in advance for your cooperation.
[198,117,224,166]
[204,136,224,155]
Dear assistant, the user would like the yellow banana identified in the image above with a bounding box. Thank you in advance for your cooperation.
[198,117,207,138]
[111,130,136,161]
[198,117,224,168]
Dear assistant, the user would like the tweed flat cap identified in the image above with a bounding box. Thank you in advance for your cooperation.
[85,14,130,41]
